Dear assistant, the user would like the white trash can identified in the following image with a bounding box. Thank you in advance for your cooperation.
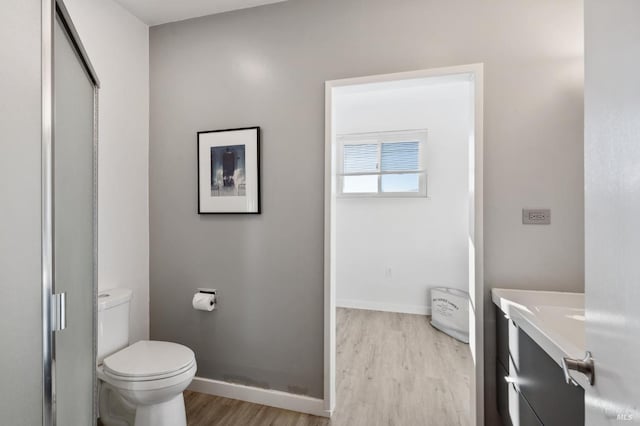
[430,287,469,343]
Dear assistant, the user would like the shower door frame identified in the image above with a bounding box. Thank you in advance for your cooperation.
[41,0,100,425]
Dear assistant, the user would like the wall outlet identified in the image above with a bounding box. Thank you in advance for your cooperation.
[522,209,551,225]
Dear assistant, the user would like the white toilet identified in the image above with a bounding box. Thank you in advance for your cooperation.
[97,288,197,426]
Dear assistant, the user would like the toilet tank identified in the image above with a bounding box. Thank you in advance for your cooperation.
[97,288,132,364]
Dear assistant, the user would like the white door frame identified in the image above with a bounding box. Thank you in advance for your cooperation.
[323,63,485,424]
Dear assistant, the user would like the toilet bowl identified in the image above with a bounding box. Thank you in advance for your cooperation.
[97,289,197,426]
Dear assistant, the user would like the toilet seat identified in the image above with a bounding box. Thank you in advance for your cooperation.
[99,362,197,393]
[106,361,195,382]
[100,340,196,393]
[103,340,195,381]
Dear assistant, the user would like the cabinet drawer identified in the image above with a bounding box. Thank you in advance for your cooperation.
[496,306,511,371]
[496,362,510,424]
[517,391,543,426]
[496,362,542,426]
[517,328,584,426]
[495,304,584,425]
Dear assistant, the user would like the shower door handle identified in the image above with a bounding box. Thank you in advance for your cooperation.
[52,292,67,331]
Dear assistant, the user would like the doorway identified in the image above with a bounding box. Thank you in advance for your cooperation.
[323,64,484,424]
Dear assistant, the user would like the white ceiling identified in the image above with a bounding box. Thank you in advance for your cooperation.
[115,0,288,26]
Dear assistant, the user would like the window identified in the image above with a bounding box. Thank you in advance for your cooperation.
[337,130,427,196]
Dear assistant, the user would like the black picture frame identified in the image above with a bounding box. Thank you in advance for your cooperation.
[197,126,261,214]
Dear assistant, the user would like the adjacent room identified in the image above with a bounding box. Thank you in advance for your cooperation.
[3,0,640,425]
[330,74,476,424]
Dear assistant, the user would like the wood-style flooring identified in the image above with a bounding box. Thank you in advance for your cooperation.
[185,308,472,426]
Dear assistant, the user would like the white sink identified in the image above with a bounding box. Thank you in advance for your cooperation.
[533,305,585,352]
[492,288,587,388]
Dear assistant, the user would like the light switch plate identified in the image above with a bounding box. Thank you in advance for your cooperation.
[522,209,551,225]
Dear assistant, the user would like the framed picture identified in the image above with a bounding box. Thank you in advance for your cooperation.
[197,127,261,214]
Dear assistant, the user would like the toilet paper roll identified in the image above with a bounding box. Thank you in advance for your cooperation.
[192,293,215,311]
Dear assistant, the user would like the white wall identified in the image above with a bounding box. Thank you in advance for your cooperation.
[335,80,472,315]
[64,0,150,343]
[0,1,43,423]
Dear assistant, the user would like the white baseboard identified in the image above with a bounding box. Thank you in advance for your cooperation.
[188,377,329,418]
[336,298,431,315]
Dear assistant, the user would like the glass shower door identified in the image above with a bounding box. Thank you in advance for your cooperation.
[51,7,98,425]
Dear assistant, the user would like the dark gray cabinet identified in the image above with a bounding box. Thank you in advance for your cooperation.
[495,306,584,426]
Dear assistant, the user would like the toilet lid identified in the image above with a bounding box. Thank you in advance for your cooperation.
[103,340,195,380]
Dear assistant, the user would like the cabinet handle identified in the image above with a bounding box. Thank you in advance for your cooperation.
[503,375,520,392]
[561,351,595,386]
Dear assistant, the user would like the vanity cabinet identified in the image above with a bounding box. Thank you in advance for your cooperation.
[495,306,584,426]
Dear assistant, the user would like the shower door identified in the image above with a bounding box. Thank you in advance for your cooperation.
[43,1,100,425]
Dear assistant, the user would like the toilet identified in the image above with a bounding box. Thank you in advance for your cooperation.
[97,288,197,426]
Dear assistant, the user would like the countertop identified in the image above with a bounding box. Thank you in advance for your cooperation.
[491,288,588,389]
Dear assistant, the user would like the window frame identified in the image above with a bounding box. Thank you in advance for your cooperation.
[336,129,428,198]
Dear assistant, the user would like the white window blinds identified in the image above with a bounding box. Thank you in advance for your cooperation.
[343,143,378,174]
[381,141,420,172]
[337,130,427,196]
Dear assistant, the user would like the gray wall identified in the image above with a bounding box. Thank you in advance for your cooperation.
[149,0,584,415]
[0,0,43,424]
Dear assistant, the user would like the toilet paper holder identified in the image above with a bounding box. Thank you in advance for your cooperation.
[192,288,217,312]
[197,288,216,300]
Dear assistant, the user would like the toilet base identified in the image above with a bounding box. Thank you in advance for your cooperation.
[134,394,186,426]
[99,379,188,426]
[99,381,136,426]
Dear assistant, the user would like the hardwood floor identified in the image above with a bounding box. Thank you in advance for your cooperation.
[185,308,472,426]
[184,391,328,426]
